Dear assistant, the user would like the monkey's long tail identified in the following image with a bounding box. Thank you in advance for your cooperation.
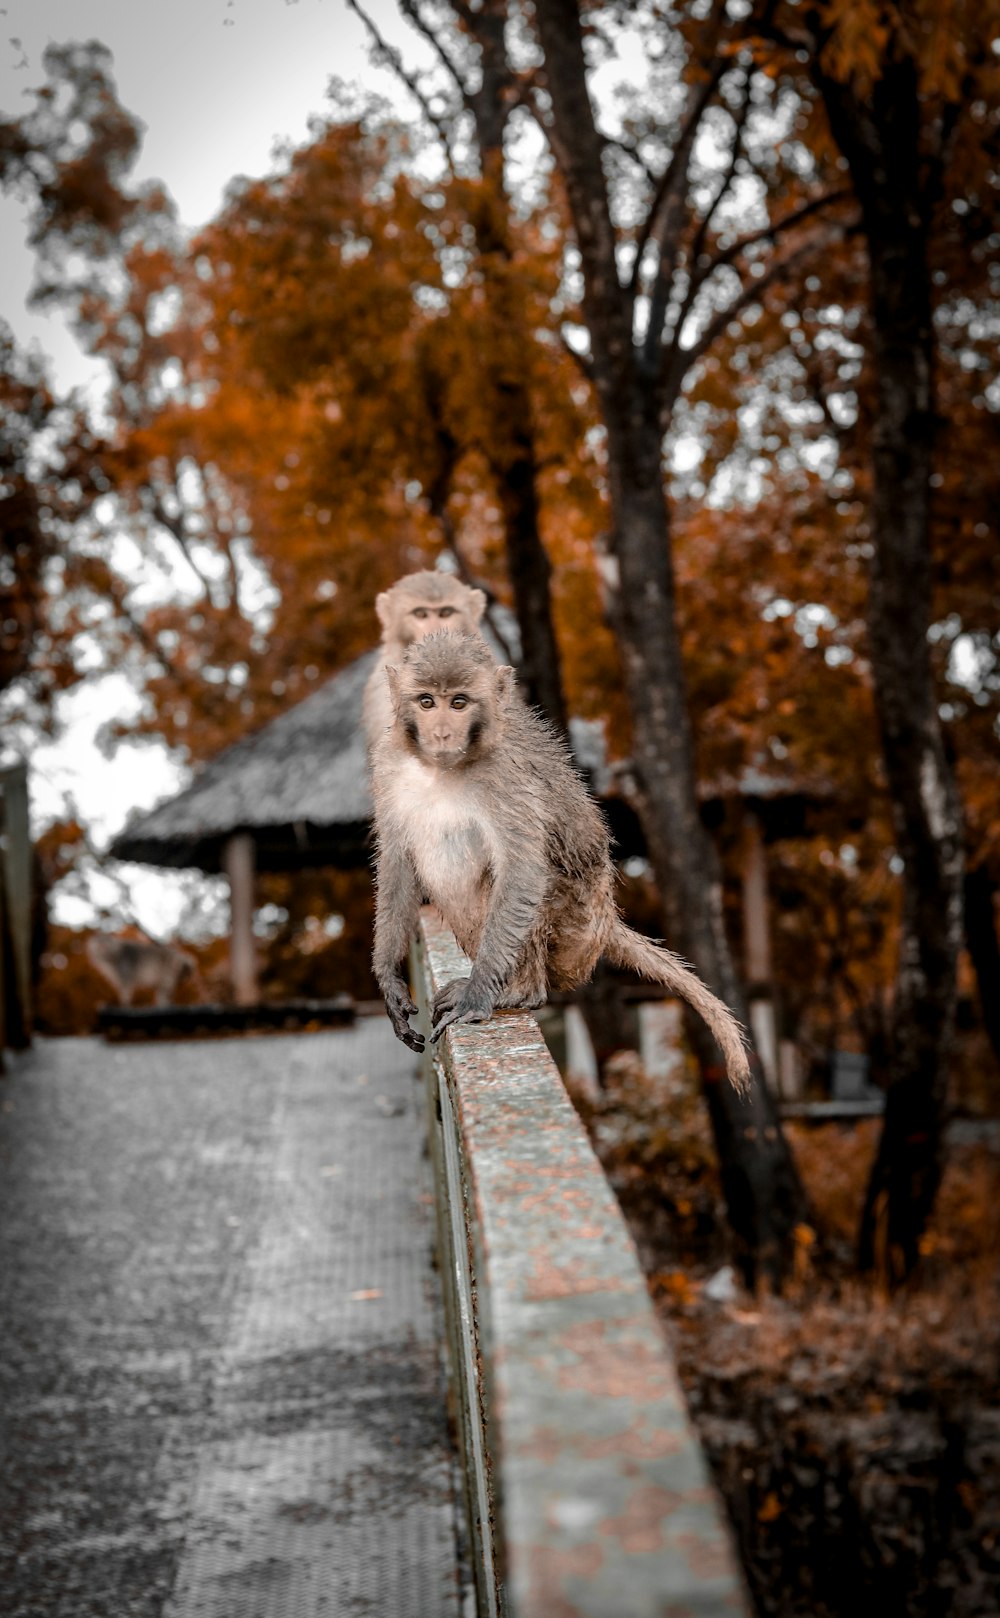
[606,921,752,1094]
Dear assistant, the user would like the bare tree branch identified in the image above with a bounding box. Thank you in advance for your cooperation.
[201,471,245,620]
[559,327,597,386]
[657,187,852,396]
[697,186,853,283]
[441,545,517,661]
[796,345,853,442]
[397,0,468,98]
[683,71,754,280]
[345,0,456,164]
[650,76,750,367]
[640,69,753,374]
[604,132,658,189]
[628,61,730,300]
[480,599,517,663]
[528,4,628,388]
[660,222,847,416]
[214,529,244,620]
[103,582,188,688]
[149,496,215,598]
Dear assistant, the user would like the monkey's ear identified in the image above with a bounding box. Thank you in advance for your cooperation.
[468,588,487,625]
[495,666,515,708]
[375,590,393,630]
[385,664,401,711]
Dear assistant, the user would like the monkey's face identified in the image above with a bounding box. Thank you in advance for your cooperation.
[376,574,487,649]
[401,600,463,646]
[388,636,512,770]
[397,680,489,768]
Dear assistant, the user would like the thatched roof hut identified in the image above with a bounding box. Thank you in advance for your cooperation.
[108,649,381,1004]
[110,651,378,875]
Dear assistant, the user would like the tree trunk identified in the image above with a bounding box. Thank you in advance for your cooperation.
[494,437,568,734]
[817,62,965,1281]
[532,0,810,1285]
[963,865,1000,1073]
[608,399,809,1285]
[460,3,570,738]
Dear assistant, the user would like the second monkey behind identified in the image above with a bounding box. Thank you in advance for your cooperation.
[361,570,488,755]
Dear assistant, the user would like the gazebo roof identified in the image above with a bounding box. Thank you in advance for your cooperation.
[109,651,378,874]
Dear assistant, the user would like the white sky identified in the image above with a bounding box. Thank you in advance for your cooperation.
[1,0,420,931]
[1,0,418,388]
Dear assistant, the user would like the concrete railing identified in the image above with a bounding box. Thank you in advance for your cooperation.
[412,909,749,1618]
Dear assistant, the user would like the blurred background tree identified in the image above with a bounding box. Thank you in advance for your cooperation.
[1,2,997,1287]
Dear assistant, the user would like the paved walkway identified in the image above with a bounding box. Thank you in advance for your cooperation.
[0,1021,468,1618]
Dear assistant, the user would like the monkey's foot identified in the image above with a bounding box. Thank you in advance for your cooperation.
[431,981,495,1043]
[384,979,425,1053]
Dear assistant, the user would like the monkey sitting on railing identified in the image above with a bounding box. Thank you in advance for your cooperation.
[370,633,750,1093]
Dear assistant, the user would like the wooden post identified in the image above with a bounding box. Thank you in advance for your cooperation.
[222,832,257,1005]
[0,760,32,1049]
[742,809,771,985]
[741,809,779,1091]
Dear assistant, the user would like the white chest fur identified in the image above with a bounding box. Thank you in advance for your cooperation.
[387,756,495,906]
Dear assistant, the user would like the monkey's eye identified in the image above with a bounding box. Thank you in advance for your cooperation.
[450,694,469,710]
[438,606,455,619]
[417,694,435,709]
[412,607,429,620]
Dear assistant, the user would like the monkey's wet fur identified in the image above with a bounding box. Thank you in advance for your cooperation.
[370,633,751,1093]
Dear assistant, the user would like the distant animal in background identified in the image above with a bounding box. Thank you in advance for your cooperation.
[362,570,488,754]
[86,933,202,1007]
[370,633,751,1092]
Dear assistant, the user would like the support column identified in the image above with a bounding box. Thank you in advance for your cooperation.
[741,809,779,1092]
[0,760,32,1048]
[222,832,257,1005]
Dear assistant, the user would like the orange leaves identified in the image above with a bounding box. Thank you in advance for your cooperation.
[816,0,893,93]
[756,1490,784,1524]
[814,0,995,104]
[652,1269,700,1309]
[792,1223,817,1290]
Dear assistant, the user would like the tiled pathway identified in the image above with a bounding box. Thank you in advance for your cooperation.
[0,1021,467,1617]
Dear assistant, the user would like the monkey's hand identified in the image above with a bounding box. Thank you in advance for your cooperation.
[431,976,471,1022]
[384,977,425,1053]
[431,978,495,1042]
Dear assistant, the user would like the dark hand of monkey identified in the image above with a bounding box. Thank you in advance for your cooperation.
[430,979,495,1042]
[431,976,469,1022]
[384,977,425,1053]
